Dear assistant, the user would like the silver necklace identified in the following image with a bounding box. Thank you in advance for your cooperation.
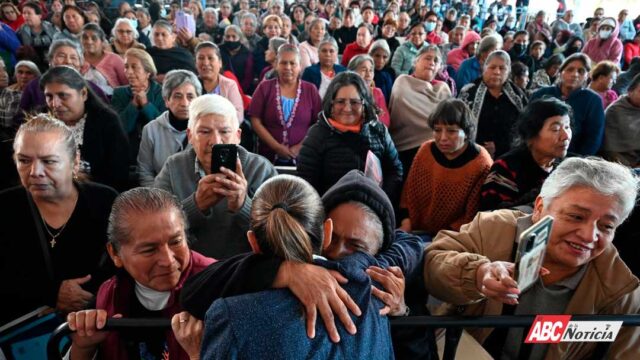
[40,213,69,248]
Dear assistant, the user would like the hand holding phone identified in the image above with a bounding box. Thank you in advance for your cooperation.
[513,215,554,293]
[211,144,238,174]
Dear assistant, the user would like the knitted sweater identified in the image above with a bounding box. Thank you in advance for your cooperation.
[388,75,452,152]
[401,140,492,235]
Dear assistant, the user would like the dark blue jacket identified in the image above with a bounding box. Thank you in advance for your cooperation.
[374,68,396,104]
[201,252,394,360]
[301,63,347,90]
[531,85,605,155]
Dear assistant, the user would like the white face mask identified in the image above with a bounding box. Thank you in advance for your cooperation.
[599,29,612,39]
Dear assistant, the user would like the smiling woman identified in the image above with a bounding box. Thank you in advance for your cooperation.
[0,114,118,326]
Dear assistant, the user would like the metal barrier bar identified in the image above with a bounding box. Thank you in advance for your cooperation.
[47,315,640,359]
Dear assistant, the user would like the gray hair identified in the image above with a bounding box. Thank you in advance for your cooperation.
[414,44,442,66]
[240,12,258,26]
[48,39,84,66]
[162,70,202,100]
[347,54,374,71]
[268,36,288,52]
[188,94,239,131]
[14,113,77,161]
[108,187,187,252]
[345,201,383,253]
[153,19,174,34]
[276,43,300,63]
[269,0,284,9]
[203,7,217,16]
[483,49,511,70]
[224,24,247,44]
[319,37,338,51]
[477,34,503,57]
[539,157,639,222]
[112,18,139,39]
[368,39,391,57]
[309,18,325,32]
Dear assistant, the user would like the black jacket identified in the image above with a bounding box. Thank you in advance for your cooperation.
[297,113,403,206]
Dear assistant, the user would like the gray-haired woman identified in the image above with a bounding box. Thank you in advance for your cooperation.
[138,70,202,186]
[301,38,347,97]
[348,54,390,126]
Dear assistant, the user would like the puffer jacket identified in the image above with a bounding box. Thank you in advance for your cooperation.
[297,112,403,205]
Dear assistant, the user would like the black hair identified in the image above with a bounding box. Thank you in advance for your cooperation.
[628,73,640,93]
[427,98,476,139]
[61,5,89,33]
[22,1,42,15]
[513,97,573,148]
[322,71,379,122]
[543,53,565,71]
[511,61,529,78]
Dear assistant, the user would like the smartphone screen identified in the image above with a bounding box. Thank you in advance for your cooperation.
[210,144,238,174]
[513,215,553,293]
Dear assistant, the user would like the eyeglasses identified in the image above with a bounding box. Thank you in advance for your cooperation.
[332,98,364,109]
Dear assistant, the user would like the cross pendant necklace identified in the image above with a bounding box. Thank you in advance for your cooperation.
[40,214,69,249]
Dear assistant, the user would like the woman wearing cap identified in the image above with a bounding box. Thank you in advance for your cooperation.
[301,38,346,98]
[583,17,623,64]
[391,22,428,75]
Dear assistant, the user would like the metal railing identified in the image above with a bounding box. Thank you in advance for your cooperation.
[47,315,640,359]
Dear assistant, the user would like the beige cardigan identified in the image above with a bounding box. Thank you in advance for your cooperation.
[424,209,640,359]
[388,74,452,152]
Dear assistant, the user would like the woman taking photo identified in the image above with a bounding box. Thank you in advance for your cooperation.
[458,50,528,158]
[480,98,572,211]
[112,48,165,163]
[348,55,390,127]
[531,53,604,155]
[389,45,451,174]
[0,114,117,324]
[249,44,321,165]
[298,18,326,69]
[298,72,403,203]
[301,38,346,98]
[147,20,196,82]
[80,23,127,97]
[400,99,492,236]
[42,66,129,190]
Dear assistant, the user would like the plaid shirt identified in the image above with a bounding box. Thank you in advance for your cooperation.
[0,87,22,129]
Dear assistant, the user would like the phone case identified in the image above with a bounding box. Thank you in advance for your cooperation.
[513,215,554,293]
[211,144,237,174]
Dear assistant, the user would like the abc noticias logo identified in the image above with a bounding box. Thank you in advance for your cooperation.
[525,315,623,344]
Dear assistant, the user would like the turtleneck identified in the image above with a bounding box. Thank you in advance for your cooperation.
[135,281,171,311]
[169,110,188,131]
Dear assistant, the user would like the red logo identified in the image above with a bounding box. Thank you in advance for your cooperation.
[525,315,572,344]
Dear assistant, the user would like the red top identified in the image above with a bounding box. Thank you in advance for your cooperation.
[341,42,371,67]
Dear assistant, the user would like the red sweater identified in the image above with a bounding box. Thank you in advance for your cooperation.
[401,140,492,235]
[624,42,639,68]
[341,42,371,67]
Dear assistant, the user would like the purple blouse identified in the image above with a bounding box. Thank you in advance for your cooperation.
[248,78,322,162]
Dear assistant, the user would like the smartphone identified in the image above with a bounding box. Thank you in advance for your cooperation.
[211,144,238,174]
[512,215,554,293]
[175,10,196,35]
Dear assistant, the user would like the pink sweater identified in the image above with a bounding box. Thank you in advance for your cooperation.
[82,52,128,88]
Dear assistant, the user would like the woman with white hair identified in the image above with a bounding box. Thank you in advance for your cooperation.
[298,18,326,69]
[0,60,39,128]
[138,70,202,186]
[110,18,145,58]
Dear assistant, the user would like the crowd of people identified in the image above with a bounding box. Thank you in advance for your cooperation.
[0,0,639,358]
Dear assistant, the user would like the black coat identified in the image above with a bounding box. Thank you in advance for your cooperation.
[297,113,403,206]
